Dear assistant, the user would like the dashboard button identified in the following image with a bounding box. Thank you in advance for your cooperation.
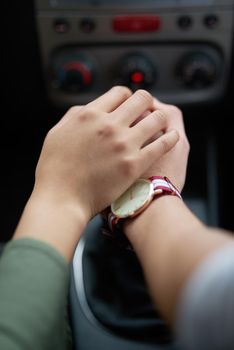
[113,15,161,33]
[177,15,193,30]
[204,14,219,29]
[53,19,70,33]
[80,18,96,33]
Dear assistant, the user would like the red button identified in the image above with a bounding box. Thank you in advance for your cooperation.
[113,15,161,33]
[131,72,144,84]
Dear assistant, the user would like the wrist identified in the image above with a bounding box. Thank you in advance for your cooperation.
[124,194,203,254]
[13,189,89,261]
[124,195,180,248]
[104,176,182,250]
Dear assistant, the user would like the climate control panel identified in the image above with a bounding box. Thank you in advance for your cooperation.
[47,43,225,107]
[35,0,234,107]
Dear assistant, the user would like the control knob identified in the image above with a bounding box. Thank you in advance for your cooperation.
[116,53,156,90]
[50,51,94,93]
[176,52,219,89]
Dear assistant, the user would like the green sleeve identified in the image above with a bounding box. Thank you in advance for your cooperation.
[0,238,72,350]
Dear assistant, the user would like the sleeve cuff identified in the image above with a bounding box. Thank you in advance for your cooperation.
[175,244,234,350]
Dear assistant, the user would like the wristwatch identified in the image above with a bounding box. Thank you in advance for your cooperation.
[103,176,182,235]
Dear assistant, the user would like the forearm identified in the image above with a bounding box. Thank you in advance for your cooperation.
[0,239,71,350]
[13,190,88,262]
[124,195,234,325]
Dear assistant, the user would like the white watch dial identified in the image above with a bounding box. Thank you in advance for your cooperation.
[111,179,154,218]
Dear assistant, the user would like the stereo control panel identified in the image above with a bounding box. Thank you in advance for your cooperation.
[35,0,234,107]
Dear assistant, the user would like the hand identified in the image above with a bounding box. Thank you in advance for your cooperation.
[141,98,190,192]
[33,87,179,222]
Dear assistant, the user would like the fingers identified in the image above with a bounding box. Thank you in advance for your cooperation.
[132,109,167,147]
[87,86,132,112]
[139,129,179,169]
[112,89,155,125]
[153,97,167,109]
[153,98,190,155]
[153,97,186,132]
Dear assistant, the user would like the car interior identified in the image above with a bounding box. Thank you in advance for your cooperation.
[2,0,234,349]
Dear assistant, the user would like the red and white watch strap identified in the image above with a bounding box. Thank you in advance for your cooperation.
[149,176,182,199]
[104,176,182,233]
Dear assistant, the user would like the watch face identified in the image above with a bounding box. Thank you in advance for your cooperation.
[111,179,154,218]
